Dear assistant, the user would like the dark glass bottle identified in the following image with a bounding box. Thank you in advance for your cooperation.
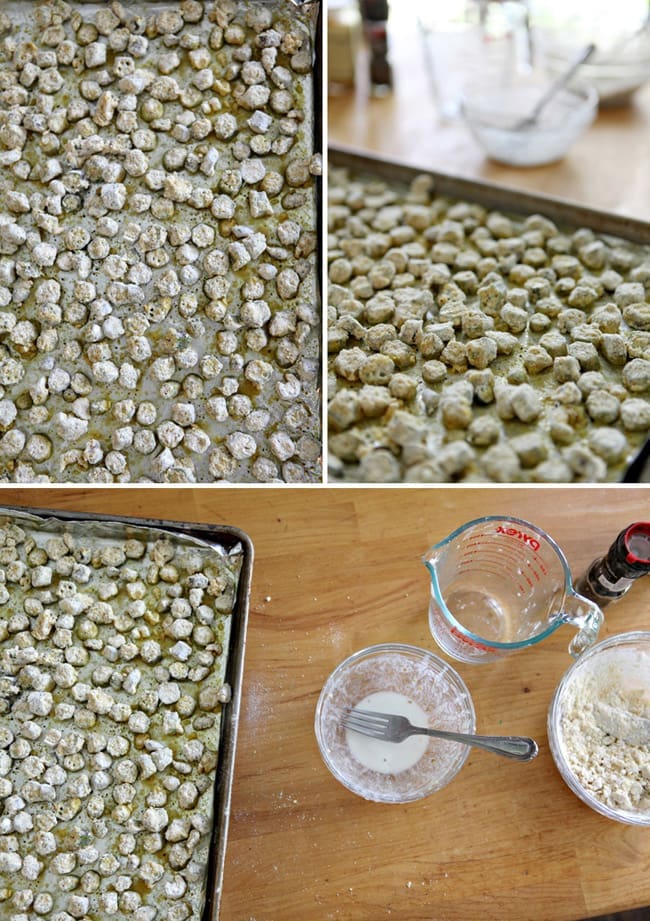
[359,0,393,92]
[576,523,650,606]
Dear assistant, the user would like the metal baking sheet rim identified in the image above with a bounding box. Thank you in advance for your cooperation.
[329,145,650,245]
[0,503,254,921]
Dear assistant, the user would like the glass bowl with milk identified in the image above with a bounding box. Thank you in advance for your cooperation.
[460,80,597,167]
[315,644,475,802]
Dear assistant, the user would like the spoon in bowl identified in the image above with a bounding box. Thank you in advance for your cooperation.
[513,42,596,130]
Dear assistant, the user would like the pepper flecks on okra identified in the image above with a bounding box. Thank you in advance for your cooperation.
[328,168,650,483]
[0,0,321,483]
[0,511,241,921]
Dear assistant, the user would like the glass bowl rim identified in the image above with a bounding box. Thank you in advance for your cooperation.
[547,630,650,826]
[460,83,598,133]
[314,642,476,803]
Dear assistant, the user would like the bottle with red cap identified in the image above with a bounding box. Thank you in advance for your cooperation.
[576,523,650,606]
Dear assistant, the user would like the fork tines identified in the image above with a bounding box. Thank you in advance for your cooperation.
[341,707,392,739]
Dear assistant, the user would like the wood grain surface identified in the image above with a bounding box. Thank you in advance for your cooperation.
[328,16,650,222]
[2,487,649,921]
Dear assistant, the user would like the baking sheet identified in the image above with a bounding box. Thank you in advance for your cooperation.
[328,146,650,483]
[329,146,650,245]
[0,1,321,483]
[0,504,253,921]
[622,437,650,482]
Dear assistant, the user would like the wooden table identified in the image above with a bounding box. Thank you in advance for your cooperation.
[328,14,650,222]
[4,487,649,921]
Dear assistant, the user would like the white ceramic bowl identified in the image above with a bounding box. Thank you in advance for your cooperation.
[461,83,597,167]
[314,643,476,803]
[548,631,650,825]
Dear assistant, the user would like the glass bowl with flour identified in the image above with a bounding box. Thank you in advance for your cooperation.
[548,632,650,825]
[314,644,475,802]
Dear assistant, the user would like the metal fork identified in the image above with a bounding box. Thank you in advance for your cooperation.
[342,708,538,762]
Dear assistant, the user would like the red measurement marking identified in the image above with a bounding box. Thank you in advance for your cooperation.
[481,552,526,566]
[469,569,509,581]
[455,563,517,581]
[457,542,553,588]
[531,558,549,577]
[450,626,496,653]
[458,560,538,585]
[461,550,520,564]
[527,557,548,582]
[467,561,531,578]
[462,547,526,562]
[471,543,523,555]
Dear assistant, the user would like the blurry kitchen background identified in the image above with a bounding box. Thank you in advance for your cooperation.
[328,0,650,219]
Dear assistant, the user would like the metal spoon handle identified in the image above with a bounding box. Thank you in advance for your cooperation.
[413,727,538,761]
[527,42,596,123]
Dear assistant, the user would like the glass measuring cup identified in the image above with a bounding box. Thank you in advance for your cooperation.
[423,516,604,664]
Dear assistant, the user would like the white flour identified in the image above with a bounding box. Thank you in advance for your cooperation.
[559,651,650,816]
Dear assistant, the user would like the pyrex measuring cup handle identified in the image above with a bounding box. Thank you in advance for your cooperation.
[562,592,604,658]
